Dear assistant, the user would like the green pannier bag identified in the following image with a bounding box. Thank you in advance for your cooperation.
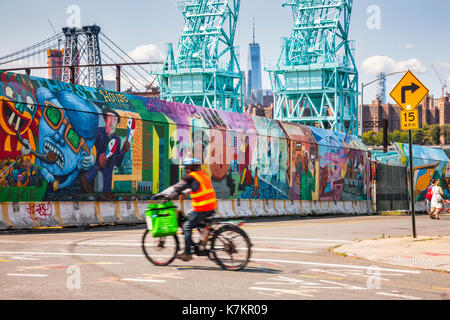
[145,201,178,237]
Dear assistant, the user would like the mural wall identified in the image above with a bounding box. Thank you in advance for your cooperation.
[394,143,450,201]
[0,71,370,203]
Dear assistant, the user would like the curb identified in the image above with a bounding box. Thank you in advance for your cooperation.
[332,235,450,273]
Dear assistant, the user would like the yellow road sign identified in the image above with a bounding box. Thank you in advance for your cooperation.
[390,71,429,111]
[400,110,419,131]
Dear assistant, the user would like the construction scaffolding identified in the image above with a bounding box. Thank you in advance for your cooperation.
[154,0,243,113]
[266,0,359,135]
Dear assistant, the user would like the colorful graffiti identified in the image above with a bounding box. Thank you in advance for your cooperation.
[0,71,370,202]
[394,143,450,200]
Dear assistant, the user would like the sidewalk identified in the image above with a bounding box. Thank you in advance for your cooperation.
[333,235,450,273]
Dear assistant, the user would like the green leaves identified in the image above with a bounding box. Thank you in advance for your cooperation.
[363,124,450,146]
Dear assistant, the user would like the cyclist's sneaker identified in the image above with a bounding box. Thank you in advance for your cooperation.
[176,253,193,261]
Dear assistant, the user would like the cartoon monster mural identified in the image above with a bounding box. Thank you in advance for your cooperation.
[32,88,97,191]
[0,72,39,159]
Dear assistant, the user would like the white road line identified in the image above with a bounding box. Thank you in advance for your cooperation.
[251,248,316,254]
[319,280,366,290]
[376,292,422,300]
[251,240,338,247]
[53,242,316,253]
[308,269,349,277]
[0,251,143,258]
[251,237,351,243]
[254,282,297,285]
[0,250,421,275]
[7,274,48,277]
[249,286,316,297]
[346,273,391,281]
[122,278,166,283]
[299,286,342,289]
[250,258,421,274]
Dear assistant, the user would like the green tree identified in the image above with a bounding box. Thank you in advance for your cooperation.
[441,124,450,144]
[374,132,384,146]
[363,131,376,145]
[412,129,425,144]
[430,125,441,145]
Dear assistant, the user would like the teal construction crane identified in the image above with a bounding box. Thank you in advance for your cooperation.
[266,0,359,135]
[155,0,243,113]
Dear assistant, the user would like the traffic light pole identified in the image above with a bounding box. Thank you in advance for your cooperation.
[408,130,417,238]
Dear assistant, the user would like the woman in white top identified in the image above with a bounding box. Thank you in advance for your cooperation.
[430,179,444,220]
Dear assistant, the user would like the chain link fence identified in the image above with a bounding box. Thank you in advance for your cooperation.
[375,162,409,212]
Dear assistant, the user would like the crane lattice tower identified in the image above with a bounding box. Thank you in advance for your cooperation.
[155,0,243,113]
[266,0,359,134]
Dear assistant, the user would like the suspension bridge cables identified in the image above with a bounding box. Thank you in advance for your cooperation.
[0,33,63,66]
[99,32,159,88]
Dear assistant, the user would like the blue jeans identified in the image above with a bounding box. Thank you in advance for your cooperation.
[183,210,214,255]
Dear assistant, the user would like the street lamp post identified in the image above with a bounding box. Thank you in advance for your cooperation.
[359,71,407,137]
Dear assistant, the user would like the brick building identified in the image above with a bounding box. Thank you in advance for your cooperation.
[360,94,448,133]
[243,104,274,118]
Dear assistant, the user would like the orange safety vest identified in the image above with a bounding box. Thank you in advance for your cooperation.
[187,171,217,212]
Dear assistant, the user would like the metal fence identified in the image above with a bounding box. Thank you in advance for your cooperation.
[375,162,409,212]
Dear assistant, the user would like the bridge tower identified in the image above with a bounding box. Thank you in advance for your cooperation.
[62,25,105,89]
[266,0,359,134]
[155,0,243,112]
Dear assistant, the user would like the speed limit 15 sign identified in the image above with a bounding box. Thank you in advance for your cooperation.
[400,110,419,131]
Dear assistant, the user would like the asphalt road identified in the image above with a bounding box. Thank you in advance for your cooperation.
[0,214,449,300]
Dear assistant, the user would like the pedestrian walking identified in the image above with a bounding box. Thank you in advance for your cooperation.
[430,179,444,220]
[426,181,434,217]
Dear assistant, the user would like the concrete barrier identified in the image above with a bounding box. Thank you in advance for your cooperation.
[328,201,339,214]
[273,200,287,216]
[216,199,236,219]
[264,199,278,217]
[299,200,312,216]
[233,199,254,218]
[311,201,322,215]
[250,200,266,217]
[285,199,301,216]
[0,199,376,231]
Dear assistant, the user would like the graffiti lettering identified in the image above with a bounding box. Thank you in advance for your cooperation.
[30,78,101,101]
[99,90,128,104]
[27,202,52,221]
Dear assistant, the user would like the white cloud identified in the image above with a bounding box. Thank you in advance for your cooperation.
[361,55,427,75]
[437,62,450,69]
[399,43,415,49]
[127,44,164,62]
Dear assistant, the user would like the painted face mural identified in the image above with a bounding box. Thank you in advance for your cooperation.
[35,88,97,191]
[0,72,39,159]
[1,72,376,203]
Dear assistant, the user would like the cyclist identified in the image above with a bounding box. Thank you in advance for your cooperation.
[154,157,217,261]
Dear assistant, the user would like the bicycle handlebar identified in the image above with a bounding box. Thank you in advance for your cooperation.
[151,194,170,201]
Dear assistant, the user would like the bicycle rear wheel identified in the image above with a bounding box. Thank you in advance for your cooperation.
[142,230,179,266]
[211,225,251,271]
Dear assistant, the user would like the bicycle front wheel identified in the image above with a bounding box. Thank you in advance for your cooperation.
[211,225,251,271]
[142,230,179,266]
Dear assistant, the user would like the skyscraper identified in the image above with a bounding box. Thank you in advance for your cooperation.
[247,19,262,102]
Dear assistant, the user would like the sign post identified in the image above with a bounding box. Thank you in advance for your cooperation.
[390,71,429,239]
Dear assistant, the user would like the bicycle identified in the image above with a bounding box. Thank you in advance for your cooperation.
[142,195,252,271]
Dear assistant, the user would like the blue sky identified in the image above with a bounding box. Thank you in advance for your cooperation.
[1,0,450,103]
